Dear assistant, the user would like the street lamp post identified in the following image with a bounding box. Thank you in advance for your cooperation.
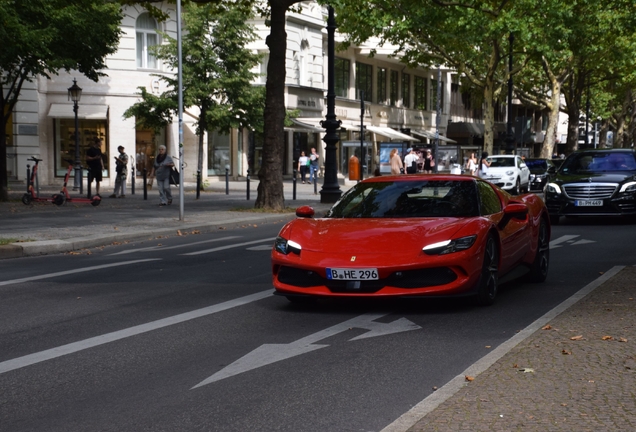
[319,6,342,203]
[68,78,83,192]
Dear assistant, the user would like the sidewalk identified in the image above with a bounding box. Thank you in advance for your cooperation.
[0,178,341,258]
[2,179,635,432]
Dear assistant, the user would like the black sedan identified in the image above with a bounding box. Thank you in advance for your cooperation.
[544,149,636,224]
[526,158,558,192]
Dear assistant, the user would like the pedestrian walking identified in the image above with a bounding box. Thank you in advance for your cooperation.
[389,148,403,174]
[86,138,105,196]
[149,145,174,206]
[309,147,320,183]
[404,148,419,174]
[478,151,491,179]
[298,151,309,183]
[423,149,435,173]
[110,146,128,198]
[466,152,477,176]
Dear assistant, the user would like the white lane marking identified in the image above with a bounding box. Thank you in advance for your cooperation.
[182,238,276,256]
[549,234,579,249]
[571,239,596,246]
[246,245,273,251]
[109,236,242,255]
[380,265,625,432]
[0,259,162,287]
[0,290,273,375]
[192,313,421,389]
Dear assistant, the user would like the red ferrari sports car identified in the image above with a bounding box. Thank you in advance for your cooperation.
[272,174,550,305]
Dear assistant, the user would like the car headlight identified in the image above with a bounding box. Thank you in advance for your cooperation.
[274,236,302,255]
[619,181,636,193]
[506,170,514,176]
[423,235,477,255]
[546,183,562,194]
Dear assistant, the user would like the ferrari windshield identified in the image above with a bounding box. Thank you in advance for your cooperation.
[561,151,636,174]
[326,180,479,218]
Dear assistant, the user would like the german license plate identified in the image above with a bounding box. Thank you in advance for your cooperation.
[326,268,379,280]
[575,200,602,207]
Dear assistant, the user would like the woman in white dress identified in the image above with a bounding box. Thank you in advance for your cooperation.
[478,151,491,179]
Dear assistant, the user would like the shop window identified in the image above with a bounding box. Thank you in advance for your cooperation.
[208,130,231,175]
[135,128,164,177]
[377,67,387,104]
[390,70,398,106]
[355,62,372,102]
[136,13,158,69]
[402,73,410,108]
[335,58,350,98]
[414,76,427,110]
[54,119,108,177]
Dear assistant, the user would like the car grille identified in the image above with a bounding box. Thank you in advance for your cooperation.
[563,183,617,199]
[277,266,457,293]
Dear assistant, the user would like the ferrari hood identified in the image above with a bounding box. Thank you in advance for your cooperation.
[283,218,469,254]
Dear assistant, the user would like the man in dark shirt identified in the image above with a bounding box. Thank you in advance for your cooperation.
[86,138,104,196]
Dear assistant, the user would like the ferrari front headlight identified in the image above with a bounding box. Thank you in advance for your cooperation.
[274,236,302,255]
[546,183,562,194]
[619,181,636,193]
[423,235,477,255]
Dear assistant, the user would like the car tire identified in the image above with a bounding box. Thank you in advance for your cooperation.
[474,235,499,306]
[527,218,549,283]
[513,178,521,195]
[549,215,560,225]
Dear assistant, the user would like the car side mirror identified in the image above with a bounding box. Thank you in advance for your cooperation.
[296,205,315,218]
[504,202,528,218]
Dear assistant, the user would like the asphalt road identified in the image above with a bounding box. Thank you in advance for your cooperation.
[1,216,635,432]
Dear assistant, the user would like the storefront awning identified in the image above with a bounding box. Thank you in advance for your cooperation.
[340,123,418,141]
[411,129,457,143]
[47,103,109,119]
[446,121,484,138]
[286,118,325,133]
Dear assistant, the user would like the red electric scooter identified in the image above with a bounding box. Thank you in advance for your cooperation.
[22,157,100,206]
[52,159,101,207]
[22,157,64,205]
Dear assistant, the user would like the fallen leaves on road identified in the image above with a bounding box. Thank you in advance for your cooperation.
[191,230,200,234]
[177,230,183,236]
[562,350,572,355]
[602,336,614,341]
[542,324,552,330]
[570,335,584,341]
[620,337,628,343]
[465,375,474,381]
[485,345,491,349]
[432,386,438,391]
[518,368,535,373]
[218,227,226,230]
[113,226,118,230]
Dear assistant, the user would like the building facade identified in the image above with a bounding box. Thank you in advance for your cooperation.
[5,1,492,189]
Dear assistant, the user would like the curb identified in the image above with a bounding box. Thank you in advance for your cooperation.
[0,212,298,259]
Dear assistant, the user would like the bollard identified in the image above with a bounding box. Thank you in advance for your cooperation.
[26,165,31,193]
[314,176,317,195]
[196,170,201,200]
[78,165,83,196]
[87,169,92,198]
[131,165,135,195]
[292,169,297,200]
[143,168,148,200]
[246,169,250,200]
[225,168,229,195]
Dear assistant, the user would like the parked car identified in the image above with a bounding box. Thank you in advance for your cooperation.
[551,158,566,170]
[272,174,550,306]
[483,155,530,194]
[544,149,636,224]
[525,158,558,192]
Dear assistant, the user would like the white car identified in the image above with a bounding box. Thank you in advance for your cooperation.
[483,155,530,194]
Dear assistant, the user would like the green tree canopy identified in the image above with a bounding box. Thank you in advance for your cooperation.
[0,0,123,201]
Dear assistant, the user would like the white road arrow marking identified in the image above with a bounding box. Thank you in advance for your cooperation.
[246,245,274,251]
[182,237,276,256]
[571,239,596,246]
[109,236,242,255]
[192,313,421,389]
[549,235,579,249]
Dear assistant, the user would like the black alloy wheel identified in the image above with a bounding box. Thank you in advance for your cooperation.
[475,235,499,306]
[527,219,550,283]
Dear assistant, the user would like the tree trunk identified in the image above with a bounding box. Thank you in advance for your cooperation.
[565,103,579,154]
[540,81,562,159]
[482,78,495,156]
[0,124,8,202]
[255,0,290,210]
[599,120,608,148]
